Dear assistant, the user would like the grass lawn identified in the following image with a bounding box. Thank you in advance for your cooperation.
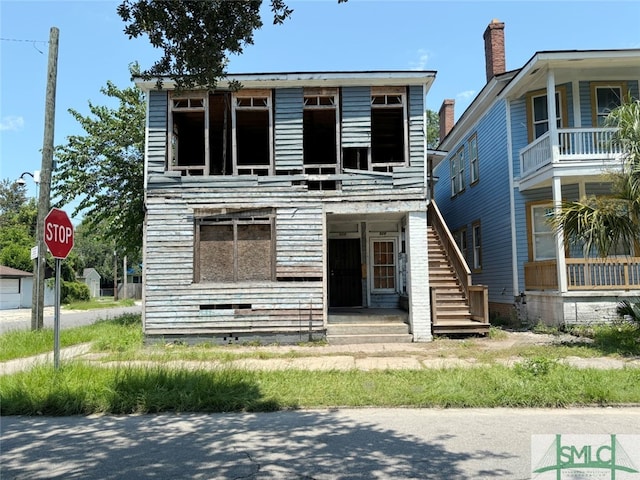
[1,314,639,415]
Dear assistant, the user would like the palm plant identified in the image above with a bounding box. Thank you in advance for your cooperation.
[550,96,640,258]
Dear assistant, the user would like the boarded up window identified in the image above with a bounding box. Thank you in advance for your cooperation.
[196,212,274,283]
[200,225,234,282]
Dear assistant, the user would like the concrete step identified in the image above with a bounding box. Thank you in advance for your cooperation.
[327,321,410,336]
[327,333,414,345]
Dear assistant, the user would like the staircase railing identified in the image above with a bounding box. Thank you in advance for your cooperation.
[428,201,471,297]
[427,201,489,324]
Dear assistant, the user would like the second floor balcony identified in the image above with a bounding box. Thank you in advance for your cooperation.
[519,127,624,190]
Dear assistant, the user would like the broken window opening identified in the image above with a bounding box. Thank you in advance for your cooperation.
[343,147,369,170]
[303,91,338,177]
[234,92,272,176]
[371,90,406,173]
[209,92,232,176]
[169,93,207,176]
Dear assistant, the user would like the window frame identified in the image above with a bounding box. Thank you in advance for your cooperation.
[450,146,465,197]
[194,209,276,283]
[471,220,482,272]
[525,87,567,143]
[454,227,468,261]
[168,91,209,175]
[370,237,398,293]
[468,134,479,184]
[590,82,627,127]
[303,87,340,175]
[232,89,274,176]
[370,86,408,172]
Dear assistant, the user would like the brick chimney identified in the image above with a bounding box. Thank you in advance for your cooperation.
[438,99,455,143]
[483,19,505,82]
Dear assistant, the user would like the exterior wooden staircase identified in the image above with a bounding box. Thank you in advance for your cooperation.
[428,202,490,335]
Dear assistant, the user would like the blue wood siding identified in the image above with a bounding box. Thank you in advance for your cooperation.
[434,100,514,305]
[341,86,371,148]
[147,91,167,175]
[274,88,304,172]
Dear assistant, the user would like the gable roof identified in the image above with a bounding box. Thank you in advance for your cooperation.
[0,266,33,278]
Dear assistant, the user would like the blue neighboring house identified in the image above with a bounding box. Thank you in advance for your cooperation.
[433,19,640,326]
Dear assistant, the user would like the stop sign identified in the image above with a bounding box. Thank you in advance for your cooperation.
[44,208,74,259]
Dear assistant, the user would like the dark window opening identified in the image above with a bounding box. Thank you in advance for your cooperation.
[209,93,232,175]
[236,109,270,167]
[307,180,337,191]
[371,108,404,166]
[343,147,368,170]
[303,109,337,165]
[172,111,205,170]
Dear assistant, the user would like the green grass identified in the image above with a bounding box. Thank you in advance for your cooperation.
[2,362,639,415]
[64,298,136,310]
[0,314,143,362]
[2,314,640,415]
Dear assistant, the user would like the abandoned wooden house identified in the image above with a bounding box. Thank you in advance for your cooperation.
[136,71,489,344]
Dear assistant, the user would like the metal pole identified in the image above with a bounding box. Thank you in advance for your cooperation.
[32,27,59,330]
[54,258,61,369]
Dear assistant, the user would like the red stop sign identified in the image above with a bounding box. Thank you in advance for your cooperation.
[44,208,74,259]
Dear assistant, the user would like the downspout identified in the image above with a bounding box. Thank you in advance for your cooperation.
[423,83,429,203]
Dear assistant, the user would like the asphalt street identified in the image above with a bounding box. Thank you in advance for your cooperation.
[2,407,639,479]
[0,304,141,334]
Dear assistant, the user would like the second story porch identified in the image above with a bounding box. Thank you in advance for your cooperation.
[519,127,624,191]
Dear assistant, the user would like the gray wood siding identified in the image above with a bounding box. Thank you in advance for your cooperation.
[274,88,304,172]
[341,86,371,148]
[408,85,425,167]
[147,91,168,175]
[276,206,323,278]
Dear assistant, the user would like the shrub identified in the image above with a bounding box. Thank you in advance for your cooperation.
[61,281,91,304]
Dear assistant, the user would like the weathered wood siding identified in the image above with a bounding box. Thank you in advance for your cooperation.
[274,88,303,172]
[341,86,371,148]
[147,90,168,176]
[143,81,428,339]
[408,85,425,168]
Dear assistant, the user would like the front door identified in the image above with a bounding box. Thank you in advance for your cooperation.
[328,238,362,307]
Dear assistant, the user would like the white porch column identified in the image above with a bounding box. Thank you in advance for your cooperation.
[552,176,568,292]
[547,70,559,163]
[406,210,431,341]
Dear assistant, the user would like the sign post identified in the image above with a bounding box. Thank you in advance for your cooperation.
[44,208,74,369]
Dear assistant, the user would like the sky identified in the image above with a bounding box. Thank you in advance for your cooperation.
[1,0,639,214]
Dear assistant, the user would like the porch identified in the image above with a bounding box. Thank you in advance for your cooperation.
[519,127,623,190]
[524,258,640,291]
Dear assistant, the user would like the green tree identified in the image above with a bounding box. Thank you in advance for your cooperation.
[117,0,345,90]
[551,97,640,257]
[426,109,440,149]
[0,179,37,271]
[53,73,145,257]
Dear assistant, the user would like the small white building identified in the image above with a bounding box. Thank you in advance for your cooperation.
[79,268,101,298]
[0,265,55,309]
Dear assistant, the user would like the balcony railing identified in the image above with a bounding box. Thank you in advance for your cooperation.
[524,257,640,291]
[520,127,623,178]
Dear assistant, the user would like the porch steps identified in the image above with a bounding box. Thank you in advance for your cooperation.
[428,227,489,336]
[326,309,412,344]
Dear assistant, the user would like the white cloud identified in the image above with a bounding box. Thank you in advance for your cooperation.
[409,49,430,70]
[456,90,476,101]
[0,116,25,132]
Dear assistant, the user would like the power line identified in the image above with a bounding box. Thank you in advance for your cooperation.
[0,37,48,54]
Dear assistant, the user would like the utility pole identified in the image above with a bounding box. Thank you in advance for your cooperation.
[32,26,59,331]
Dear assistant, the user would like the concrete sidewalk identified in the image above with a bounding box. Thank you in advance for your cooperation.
[2,331,640,375]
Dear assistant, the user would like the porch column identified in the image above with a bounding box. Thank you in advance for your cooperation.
[547,70,559,163]
[552,176,568,292]
[406,210,431,341]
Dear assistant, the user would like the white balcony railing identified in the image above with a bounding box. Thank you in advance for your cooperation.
[521,128,623,178]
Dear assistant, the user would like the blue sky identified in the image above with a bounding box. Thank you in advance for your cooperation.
[1,0,639,208]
